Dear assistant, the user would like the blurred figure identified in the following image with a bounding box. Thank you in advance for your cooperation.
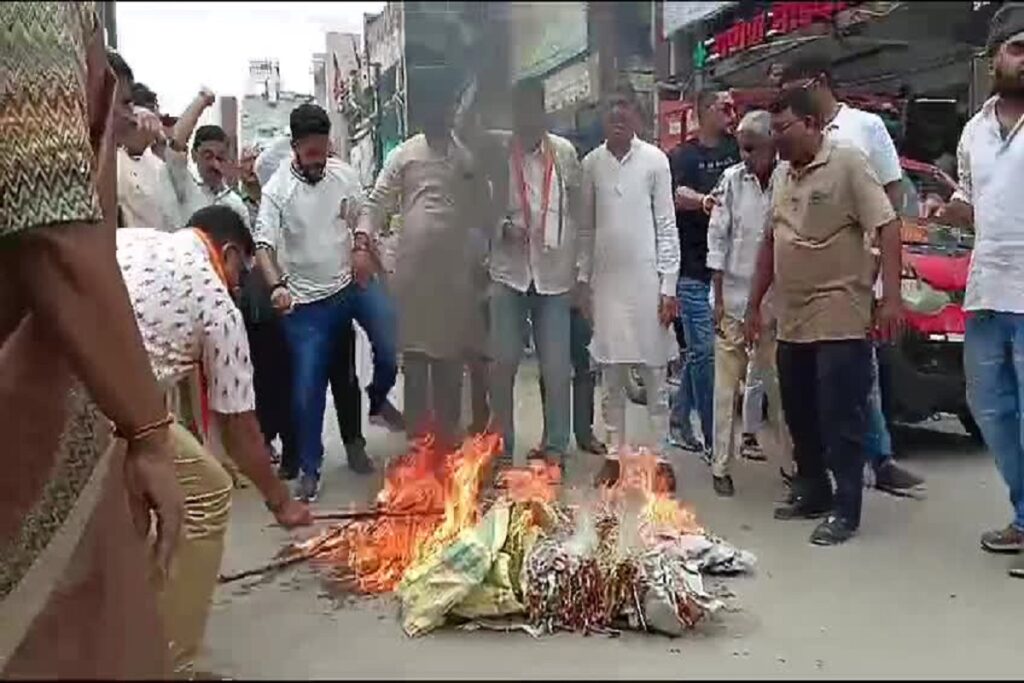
[117,105,180,230]
[580,86,680,451]
[481,80,580,465]
[358,71,487,450]
[668,89,740,458]
[116,207,311,675]
[0,8,182,676]
[256,104,398,501]
[781,54,925,497]
[951,5,1024,577]
[705,110,790,497]
[746,87,904,545]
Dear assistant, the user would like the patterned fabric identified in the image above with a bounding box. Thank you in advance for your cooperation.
[116,228,256,414]
[0,1,102,237]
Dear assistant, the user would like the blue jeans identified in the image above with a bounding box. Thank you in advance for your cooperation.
[490,282,571,457]
[864,346,893,465]
[281,281,397,479]
[965,311,1024,529]
[672,277,714,445]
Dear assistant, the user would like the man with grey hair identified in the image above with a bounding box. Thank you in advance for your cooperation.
[705,109,790,496]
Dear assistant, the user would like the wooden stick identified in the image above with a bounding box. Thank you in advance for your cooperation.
[217,553,311,584]
[311,508,443,521]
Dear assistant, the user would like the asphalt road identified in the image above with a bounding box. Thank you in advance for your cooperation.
[201,360,1020,680]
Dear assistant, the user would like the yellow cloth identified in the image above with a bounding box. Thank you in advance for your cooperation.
[159,422,233,679]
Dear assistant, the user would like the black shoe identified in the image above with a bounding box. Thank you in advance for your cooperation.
[774,481,832,520]
[369,399,405,433]
[713,475,735,497]
[740,433,766,462]
[810,516,857,546]
[345,440,375,475]
[874,460,926,498]
[577,436,608,455]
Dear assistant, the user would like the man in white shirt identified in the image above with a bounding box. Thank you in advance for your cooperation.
[255,103,399,502]
[165,89,250,229]
[944,5,1024,577]
[705,110,790,496]
[579,87,681,450]
[117,105,180,230]
[481,81,581,465]
[116,205,311,675]
[781,55,925,497]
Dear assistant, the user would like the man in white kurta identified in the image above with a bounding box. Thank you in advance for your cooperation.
[580,94,681,450]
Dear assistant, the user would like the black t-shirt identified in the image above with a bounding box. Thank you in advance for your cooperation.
[669,137,740,282]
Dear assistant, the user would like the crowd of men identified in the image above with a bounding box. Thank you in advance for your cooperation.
[2,0,1023,678]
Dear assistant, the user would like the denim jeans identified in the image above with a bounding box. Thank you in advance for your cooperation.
[864,345,893,465]
[489,282,571,459]
[540,307,599,448]
[281,281,397,479]
[777,339,872,528]
[672,277,714,444]
[965,311,1024,529]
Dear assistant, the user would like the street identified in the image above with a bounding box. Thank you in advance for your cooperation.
[201,360,1019,680]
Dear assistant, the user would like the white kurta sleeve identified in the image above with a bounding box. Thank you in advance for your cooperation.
[253,189,283,252]
[951,122,973,205]
[356,144,403,238]
[576,154,596,284]
[705,171,733,272]
[651,151,680,296]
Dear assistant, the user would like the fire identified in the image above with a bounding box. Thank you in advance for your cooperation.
[295,431,503,594]
[600,447,702,539]
[497,459,562,504]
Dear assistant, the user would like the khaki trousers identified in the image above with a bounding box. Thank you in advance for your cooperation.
[160,423,233,678]
[712,315,792,478]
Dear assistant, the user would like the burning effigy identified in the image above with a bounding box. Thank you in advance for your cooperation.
[267,431,755,638]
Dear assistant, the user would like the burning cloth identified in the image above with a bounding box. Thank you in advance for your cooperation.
[283,436,757,638]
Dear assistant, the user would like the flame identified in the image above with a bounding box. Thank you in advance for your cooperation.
[294,431,503,594]
[497,459,562,504]
[601,447,702,540]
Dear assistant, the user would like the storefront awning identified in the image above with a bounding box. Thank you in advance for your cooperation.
[662,1,736,40]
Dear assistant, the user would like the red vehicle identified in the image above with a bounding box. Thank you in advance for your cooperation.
[880,161,978,439]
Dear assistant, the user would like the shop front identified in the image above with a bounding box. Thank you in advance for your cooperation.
[659,1,1000,163]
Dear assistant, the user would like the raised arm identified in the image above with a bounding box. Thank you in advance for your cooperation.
[170,89,215,152]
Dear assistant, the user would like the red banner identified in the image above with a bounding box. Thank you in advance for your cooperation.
[708,2,849,61]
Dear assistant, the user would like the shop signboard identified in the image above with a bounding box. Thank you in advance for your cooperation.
[702,2,849,63]
[509,1,588,81]
[543,53,599,114]
[662,1,734,40]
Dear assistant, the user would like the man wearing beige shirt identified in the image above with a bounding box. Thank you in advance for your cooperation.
[746,87,904,546]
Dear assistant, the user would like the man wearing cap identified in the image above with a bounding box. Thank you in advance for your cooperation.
[944,3,1024,578]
